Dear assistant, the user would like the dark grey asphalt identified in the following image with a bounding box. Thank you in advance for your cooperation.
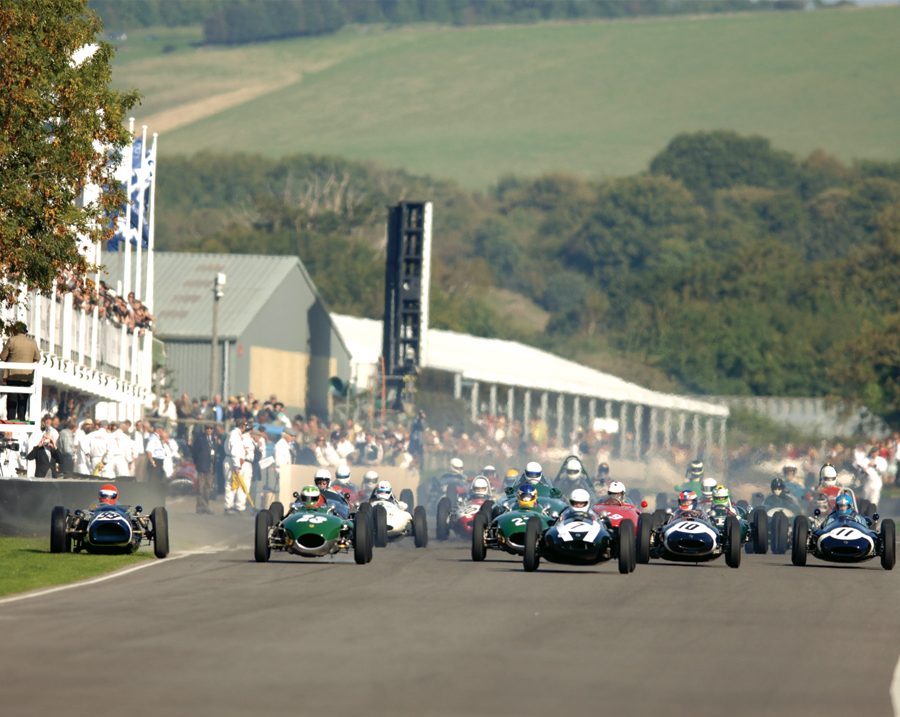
[1,519,898,717]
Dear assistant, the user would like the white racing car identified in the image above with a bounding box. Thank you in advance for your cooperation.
[369,480,428,548]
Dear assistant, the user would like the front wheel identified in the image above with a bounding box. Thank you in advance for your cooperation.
[254,509,272,562]
[50,506,68,553]
[354,507,372,564]
[523,516,541,572]
[724,515,741,568]
[636,513,652,564]
[618,519,636,574]
[399,489,415,511]
[413,506,428,548]
[881,519,895,571]
[269,501,284,525]
[151,507,169,559]
[750,508,768,554]
[373,505,388,548]
[791,515,808,567]
[771,512,789,554]
[471,510,487,561]
[435,497,451,540]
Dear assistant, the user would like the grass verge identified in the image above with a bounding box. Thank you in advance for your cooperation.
[0,538,152,598]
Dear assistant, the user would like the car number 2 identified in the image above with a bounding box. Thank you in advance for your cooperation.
[299,514,327,524]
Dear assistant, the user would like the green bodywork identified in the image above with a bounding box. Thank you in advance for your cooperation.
[503,483,568,518]
[282,508,347,543]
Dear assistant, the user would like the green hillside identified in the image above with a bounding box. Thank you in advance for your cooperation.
[114,7,900,186]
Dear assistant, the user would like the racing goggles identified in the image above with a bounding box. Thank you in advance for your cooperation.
[570,501,589,510]
[99,488,118,500]
[566,469,580,477]
[524,470,542,481]
[374,487,391,498]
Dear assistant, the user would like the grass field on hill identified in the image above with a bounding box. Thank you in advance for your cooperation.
[114,7,900,186]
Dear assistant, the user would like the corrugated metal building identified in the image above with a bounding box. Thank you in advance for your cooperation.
[103,252,350,418]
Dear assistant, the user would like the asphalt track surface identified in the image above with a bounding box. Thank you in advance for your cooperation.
[2,508,899,717]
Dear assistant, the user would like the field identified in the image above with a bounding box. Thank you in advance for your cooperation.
[0,538,150,597]
[112,7,900,187]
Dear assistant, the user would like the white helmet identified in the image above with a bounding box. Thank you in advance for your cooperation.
[569,488,591,512]
[450,457,464,474]
[482,464,497,477]
[470,476,490,498]
[335,463,351,484]
[700,476,717,497]
[374,479,393,500]
[819,464,837,486]
[362,470,379,488]
[314,468,331,488]
[524,461,543,484]
[565,458,581,476]
[607,481,626,501]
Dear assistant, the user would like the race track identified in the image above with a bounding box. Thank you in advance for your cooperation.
[2,511,898,717]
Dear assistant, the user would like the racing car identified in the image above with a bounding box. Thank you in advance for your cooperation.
[790,490,895,570]
[522,509,636,574]
[435,477,494,540]
[255,492,372,564]
[370,496,428,548]
[50,502,169,558]
[472,501,554,560]
[636,509,742,568]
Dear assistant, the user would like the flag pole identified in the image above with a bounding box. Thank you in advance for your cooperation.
[122,117,135,297]
[146,133,158,314]
[134,124,148,300]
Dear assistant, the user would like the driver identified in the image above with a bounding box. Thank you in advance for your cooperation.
[313,468,350,518]
[515,483,541,512]
[449,457,465,477]
[698,476,717,510]
[559,488,596,521]
[710,484,736,515]
[816,464,841,510]
[98,483,118,506]
[829,492,858,521]
[481,465,500,492]
[334,463,356,495]
[675,489,702,517]
[598,480,629,506]
[517,461,545,489]
[764,477,802,511]
[468,476,492,501]
[297,485,327,511]
[503,468,519,491]
[558,457,591,494]
[371,479,408,510]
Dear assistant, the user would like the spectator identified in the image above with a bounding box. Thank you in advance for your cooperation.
[144,424,167,486]
[27,430,61,478]
[1,322,41,421]
[57,417,77,473]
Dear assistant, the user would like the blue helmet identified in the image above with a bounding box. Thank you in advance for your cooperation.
[516,483,538,509]
[834,493,853,516]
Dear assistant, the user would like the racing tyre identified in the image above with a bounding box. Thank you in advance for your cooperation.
[354,506,371,565]
[636,513,652,564]
[50,506,68,553]
[881,519,895,571]
[750,508,768,554]
[772,512,789,554]
[254,509,272,562]
[523,516,541,572]
[651,509,668,530]
[480,500,494,519]
[373,505,388,548]
[791,515,808,567]
[356,503,373,563]
[655,492,668,511]
[736,500,749,513]
[724,515,741,568]
[471,510,487,561]
[865,502,878,518]
[413,505,428,548]
[269,501,285,525]
[400,489,415,511]
[618,519,636,574]
[446,482,460,503]
[435,497,451,540]
[151,507,169,559]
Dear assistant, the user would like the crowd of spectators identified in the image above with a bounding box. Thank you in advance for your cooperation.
[58,273,154,335]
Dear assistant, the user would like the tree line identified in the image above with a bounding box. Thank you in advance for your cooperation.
[90,0,806,42]
[152,131,900,426]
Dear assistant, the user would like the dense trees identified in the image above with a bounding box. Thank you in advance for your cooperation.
[152,131,900,426]
[0,0,136,328]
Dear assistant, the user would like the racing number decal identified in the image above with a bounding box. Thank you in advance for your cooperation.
[607,514,623,521]
[299,514,328,524]
[510,517,528,527]
[98,511,122,521]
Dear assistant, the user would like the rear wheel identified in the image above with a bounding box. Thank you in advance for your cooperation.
[881,519,895,571]
[413,506,428,548]
[435,497,451,540]
[636,513,652,564]
[618,519,636,574]
[373,505,388,548]
[50,506,68,553]
[724,515,741,568]
[651,509,668,530]
[354,507,371,564]
[399,489,415,511]
[254,509,272,562]
[750,508,768,554]
[151,507,169,559]
[446,482,459,503]
[523,517,541,572]
[791,515,808,567]
[471,510,487,561]
[269,501,285,524]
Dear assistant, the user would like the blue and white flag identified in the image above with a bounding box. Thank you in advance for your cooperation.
[108,135,155,251]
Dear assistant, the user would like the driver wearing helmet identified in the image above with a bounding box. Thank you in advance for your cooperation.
[764,477,802,511]
[675,489,702,518]
[468,476,492,501]
[98,483,118,506]
[313,468,350,518]
[597,480,629,506]
[503,468,519,491]
[559,488,596,521]
[515,483,541,512]
[334,463,357,495]
[449,457,465,476]
[296,484,326,511]
[816,464,841,510]
[358,469,379,503]
[829,492,858,522]
[558,457,591,494]
[481,465,501,492]
[698,476,717,509]
[709,484,736,516]
[517,461,545,489]
[371,479,408,511]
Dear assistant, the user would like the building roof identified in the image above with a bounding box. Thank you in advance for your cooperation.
[332,314,728,417]
[102,252,300,340]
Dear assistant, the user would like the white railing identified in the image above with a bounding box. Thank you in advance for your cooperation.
[0,361,43,428]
